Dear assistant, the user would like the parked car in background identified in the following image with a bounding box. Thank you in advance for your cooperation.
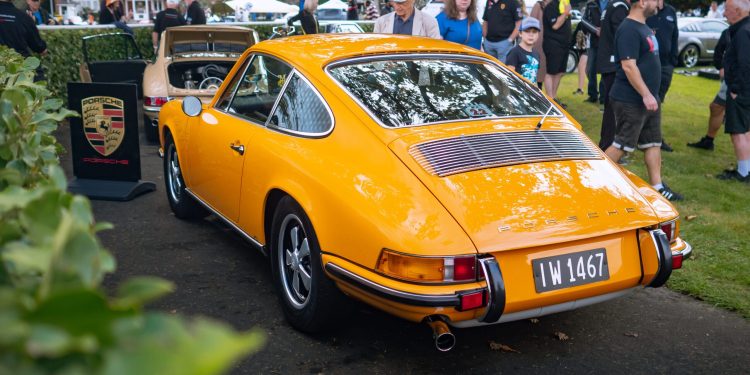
[142,25,258,142]
[158,34,691,351]
[677,17,728,68]
[79,33,147,95]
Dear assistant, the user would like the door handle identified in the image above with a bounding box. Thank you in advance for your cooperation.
[230,144,245,155]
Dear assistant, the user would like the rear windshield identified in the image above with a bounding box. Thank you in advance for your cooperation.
[328,57,556,127]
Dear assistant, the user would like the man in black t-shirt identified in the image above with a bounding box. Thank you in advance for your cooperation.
[646,0,678,152]
[152,0,186,53]
[604,0,683,201]
[597,0,630,150]
[481,0,522,63]
[185,0,206,25]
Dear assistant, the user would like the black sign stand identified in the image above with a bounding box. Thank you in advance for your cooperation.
[67,82,155,201]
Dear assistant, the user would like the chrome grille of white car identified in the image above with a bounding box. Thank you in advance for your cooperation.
[409,130,602,177]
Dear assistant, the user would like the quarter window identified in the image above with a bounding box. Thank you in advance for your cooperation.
[225,54,292,124]
[269,73,332,134]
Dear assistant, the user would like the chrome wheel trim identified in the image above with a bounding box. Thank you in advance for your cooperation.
[167,144,183,203]
[277,214,312,309]
[684,47,698,68]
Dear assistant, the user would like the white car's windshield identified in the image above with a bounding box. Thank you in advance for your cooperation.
[329,57,557,128]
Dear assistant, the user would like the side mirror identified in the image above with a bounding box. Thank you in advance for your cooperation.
[182,96,202,117]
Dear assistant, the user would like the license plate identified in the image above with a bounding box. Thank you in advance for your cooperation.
[532,248,610,293]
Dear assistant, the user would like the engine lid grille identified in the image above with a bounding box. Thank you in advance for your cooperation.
[409,130,602,177]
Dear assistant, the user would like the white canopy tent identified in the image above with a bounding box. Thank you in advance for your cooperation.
[226,0,298,14]
[318,0,347,10]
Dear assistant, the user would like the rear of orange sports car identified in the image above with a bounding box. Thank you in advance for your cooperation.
[273,37,694,348]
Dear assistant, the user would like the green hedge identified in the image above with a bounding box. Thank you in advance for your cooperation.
[39,23,374,101]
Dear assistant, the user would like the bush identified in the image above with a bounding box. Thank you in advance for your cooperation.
[0,46,264,374]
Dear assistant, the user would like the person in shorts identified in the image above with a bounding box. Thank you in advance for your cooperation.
[505,18,541,83]
[541,0,571,103]
[604,0,683,201]
[716,0,750,182]
[688,27,730,151]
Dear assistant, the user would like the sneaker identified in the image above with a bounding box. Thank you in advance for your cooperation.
[660,140,673,152]
[584,96,598,103]
[716,169,750,182]
[617,155,630,165]
[658,183,684,201]
[553,98,568,109]
[687,136,715,150]
[573,89,584,95]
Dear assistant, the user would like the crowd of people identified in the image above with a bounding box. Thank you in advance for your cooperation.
[2,0,749,197]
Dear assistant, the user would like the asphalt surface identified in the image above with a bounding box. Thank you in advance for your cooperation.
[56,125,750,374]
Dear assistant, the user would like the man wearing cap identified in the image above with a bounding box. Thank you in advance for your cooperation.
[482,0,522,63]
[153,0,186,52]
[374,0,441,39]
[604,0,683,201]
[505,18,541,83]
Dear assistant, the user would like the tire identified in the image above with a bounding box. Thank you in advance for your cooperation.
[270,196,349,333]
[163,133,207,220]
[680,44,699,68]
[144,114,159,143]
[566,50,579,74]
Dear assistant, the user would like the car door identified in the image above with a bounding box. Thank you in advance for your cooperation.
[81,33,147,96]
[187,54,293,222]
[700,21,727,56]
[237,70,334,238]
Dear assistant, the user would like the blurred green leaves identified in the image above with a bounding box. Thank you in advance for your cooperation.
[0,47,263,374]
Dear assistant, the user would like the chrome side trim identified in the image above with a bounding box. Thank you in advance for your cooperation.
[143,106,162,112]
[325,262,460,307]
[323,53,563,130]
[184,188,266,255]
[450,287,636,328]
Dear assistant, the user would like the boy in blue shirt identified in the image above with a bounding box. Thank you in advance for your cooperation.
[505,18,541,83]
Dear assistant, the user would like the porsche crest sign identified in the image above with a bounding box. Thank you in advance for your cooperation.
[82,96,125,156]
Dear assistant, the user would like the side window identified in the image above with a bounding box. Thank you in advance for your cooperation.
[702,22,726,33]
[268,73,332,134]
[226,55,292,124]
[215,57,251,110]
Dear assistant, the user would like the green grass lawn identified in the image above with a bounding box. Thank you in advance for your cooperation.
[557,72,750,318]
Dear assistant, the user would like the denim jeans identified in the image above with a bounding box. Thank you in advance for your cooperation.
[483,39,514,64]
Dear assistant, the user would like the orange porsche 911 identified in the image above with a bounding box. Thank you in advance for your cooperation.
[158,34,691,351]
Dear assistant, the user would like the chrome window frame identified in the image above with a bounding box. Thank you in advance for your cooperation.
[324,53,563,129]
[265,70,336,138]
[215,53,293,127]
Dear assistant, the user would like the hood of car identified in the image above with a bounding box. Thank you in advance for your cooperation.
[388,125,660,253]
[166,26,256,58]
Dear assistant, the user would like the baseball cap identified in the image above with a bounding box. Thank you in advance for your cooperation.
[519,17,541,32]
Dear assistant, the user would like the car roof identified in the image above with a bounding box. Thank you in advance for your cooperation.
[250,34,487,69]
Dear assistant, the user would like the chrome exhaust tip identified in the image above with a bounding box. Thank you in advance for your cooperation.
[426,317,456,352]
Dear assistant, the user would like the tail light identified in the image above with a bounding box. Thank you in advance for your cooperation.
[145,96,170,107]
[659,219,678,243]
[376,250,477,283]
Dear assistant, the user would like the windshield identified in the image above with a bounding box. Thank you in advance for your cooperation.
[328,57,557,128]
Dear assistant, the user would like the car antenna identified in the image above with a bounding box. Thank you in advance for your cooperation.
[536,103,555,131]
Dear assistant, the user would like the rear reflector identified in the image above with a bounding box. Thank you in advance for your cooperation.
[458,291,486,311]
[671,253,683,269]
